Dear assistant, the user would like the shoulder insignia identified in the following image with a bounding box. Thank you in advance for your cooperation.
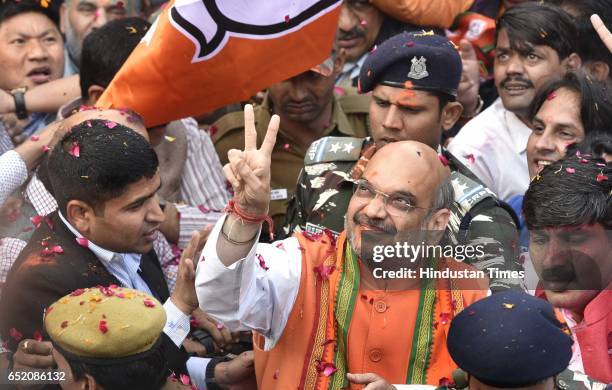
[305,136,365,165]
[338,91,370,114]
[210,110,246,142]
[451,170,496,214]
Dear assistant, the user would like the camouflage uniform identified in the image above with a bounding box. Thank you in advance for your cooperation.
[284,136,524,291]
[212,90,370,235]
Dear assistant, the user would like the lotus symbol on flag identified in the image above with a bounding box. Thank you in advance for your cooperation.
[166,0,340,62]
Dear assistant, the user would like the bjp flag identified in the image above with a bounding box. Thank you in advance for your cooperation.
[97,0,341,127]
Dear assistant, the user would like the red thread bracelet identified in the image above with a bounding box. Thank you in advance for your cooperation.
[223,199,275,241]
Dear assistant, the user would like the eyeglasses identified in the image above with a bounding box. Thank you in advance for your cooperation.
[352,179,432,216]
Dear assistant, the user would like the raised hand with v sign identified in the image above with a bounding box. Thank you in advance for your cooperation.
[223,104,280,216]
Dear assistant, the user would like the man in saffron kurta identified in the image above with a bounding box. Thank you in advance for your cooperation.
[195,106,488,389]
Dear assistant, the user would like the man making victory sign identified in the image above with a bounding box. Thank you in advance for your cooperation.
[196,105,488,388]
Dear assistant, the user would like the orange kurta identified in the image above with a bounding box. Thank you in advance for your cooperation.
[254,232,487,389]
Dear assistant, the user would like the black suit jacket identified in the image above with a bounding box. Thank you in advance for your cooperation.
[0,212,188,373]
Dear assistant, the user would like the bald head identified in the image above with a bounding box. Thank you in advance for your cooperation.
[345,140,454,263]
[364,141,451,208]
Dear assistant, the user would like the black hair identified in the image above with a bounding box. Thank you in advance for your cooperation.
[528,72,612,134]
[0,0,59,27]
[64,336,168,390]
[496,2,578,61]
[47,119,158,215]
[80,17,150,100]
[523,154,611,230]
[547,0,612,70]
[568,131,612,160]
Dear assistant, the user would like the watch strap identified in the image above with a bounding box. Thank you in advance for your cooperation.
[11,89,28,120]
[205,356,231,390]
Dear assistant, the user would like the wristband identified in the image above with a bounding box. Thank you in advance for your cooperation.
[10,88,28,120]
[223,199,274,241]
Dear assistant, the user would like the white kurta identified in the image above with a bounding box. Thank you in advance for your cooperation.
[448,98,531,202]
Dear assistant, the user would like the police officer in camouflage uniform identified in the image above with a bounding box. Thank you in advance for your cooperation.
[212,54,371,232]
[284,31,523,291]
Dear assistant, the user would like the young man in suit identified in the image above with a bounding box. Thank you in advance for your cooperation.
[0,119,194,374]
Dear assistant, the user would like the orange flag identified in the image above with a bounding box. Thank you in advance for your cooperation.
[97,0,341,127]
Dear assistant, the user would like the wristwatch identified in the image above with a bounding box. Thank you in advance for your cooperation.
[10,87,28,120]
[461,94,484,120]
[205,356,232,390]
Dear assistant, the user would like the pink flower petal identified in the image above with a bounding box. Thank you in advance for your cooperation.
[42,145,50,153]
[322,363,337,377]
[257,254,269,271]
[438,154,449,167]
[440,312,451,325]
[208,125,218,137]
[70,289,86,296]
[464,154,475,164]
[68,142,80,158]
[105,121,117,129]
[99,320,108,333]
[313,264,335,279]
[51,245,64,254]
[566,167,576,174]
[30,135,40,141]
[30,215,43,227]
[99,286,114,297]
[76,237,89,248]
[33,330,43,342]
[9,328,23,341]
[179,374,191,386]
[596,173,608,182]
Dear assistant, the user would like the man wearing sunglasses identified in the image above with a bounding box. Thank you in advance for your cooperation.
[284,31,522,292]
[196,108,488,387]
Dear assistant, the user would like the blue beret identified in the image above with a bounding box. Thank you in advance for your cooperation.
[447,291,573,387]
[358,31,461,97]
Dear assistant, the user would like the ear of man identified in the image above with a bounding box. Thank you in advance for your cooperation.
[563,53,582,71]
[86,85,106,106]
[67,200,97,233]
[441,101,464,131]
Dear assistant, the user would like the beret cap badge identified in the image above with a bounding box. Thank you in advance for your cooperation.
[408,56,429,80]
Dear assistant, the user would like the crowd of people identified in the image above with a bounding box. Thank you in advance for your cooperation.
[0,0,610,389]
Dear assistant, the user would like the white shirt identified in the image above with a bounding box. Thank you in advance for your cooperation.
[196,215,302,350]
[448,98,532,202]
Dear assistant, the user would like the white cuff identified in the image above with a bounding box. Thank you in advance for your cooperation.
[162,299,191,347]
[186,357,211,390]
